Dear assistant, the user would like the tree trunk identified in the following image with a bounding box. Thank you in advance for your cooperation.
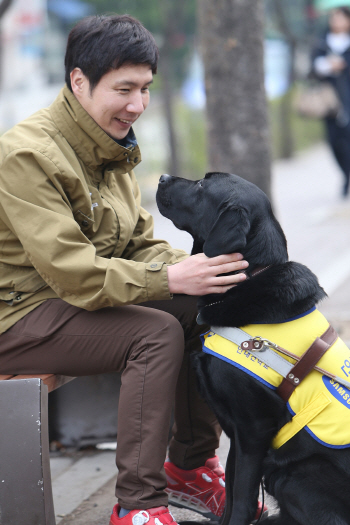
[0,0,13,89]
[197,0,271,197]
[159,48,180,178]
[271,0,297,159]
[159,0,180,178]
[0,0,12,19]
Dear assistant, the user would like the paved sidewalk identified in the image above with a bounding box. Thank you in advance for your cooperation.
[52,142,350,524]
[271,143,350,341]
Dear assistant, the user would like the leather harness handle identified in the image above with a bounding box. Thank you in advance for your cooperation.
[276,325,338,403]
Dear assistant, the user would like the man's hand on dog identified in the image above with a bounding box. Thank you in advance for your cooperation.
[167,253,248,295]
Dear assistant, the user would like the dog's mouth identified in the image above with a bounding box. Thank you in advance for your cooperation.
[156,192,171,211]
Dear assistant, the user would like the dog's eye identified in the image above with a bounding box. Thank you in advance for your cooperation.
[197,180,203,187]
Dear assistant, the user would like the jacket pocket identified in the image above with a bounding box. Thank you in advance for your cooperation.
[74,209,95,234]
[0,263,48,305]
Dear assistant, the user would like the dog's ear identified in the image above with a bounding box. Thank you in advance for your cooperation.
[203,206,250,257]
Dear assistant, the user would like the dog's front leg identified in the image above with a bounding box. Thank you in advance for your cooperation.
[223,429,270,525]
[220,438,236,525]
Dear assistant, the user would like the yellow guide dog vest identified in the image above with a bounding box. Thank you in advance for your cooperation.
[201,308,350,449]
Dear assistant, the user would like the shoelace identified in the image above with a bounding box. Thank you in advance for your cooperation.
[132,509,176,525]
[132,511,150,525]
[201,472,225,487]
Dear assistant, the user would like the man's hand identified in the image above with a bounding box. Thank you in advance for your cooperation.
[167,253,248,296]
[328,54,346,73]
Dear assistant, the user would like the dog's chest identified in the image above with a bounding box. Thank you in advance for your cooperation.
[201,308,350,449]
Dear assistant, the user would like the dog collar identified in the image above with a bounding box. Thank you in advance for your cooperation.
[196,265,272,325]
[245,265,271,279]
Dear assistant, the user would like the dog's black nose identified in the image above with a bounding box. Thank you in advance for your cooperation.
[159,174,172,184]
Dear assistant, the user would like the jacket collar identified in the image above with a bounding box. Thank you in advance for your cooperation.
[49,85,142,172]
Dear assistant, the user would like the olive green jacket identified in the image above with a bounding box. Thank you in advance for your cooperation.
[0,86,187,334]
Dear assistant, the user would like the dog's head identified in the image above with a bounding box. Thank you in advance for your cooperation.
[156,172,288,268]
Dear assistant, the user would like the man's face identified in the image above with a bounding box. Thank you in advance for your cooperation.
[71,63,153,140]
[330,9,350,33]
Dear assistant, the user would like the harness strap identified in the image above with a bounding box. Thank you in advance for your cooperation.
[272,391,332,449]
[276,325,338,402]
[208,323,344,448]
[212,324,347,395]
[211,325,295,377]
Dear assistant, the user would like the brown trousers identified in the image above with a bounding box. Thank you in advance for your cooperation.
[0,296,221,509]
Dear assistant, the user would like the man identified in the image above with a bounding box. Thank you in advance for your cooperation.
[0,14,265,525]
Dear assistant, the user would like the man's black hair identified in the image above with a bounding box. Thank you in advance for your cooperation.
[64,14,159,92]
[339,6,350,18]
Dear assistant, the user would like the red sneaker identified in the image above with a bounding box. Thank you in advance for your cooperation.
[164,456,268,523]
[110,505,178,525]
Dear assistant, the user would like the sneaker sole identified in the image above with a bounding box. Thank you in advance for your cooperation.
[166,489,268,524]
[166,488,220,521]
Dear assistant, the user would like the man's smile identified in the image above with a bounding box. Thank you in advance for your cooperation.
[116,117,135,125]
[116,117,133,124]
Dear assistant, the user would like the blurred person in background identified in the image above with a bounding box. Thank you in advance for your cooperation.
[0,14,268,525]
[312,6,350,197]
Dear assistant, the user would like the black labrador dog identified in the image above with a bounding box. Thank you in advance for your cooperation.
[156,172,350,525]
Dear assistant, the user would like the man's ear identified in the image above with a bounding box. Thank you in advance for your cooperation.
[70,68,86,97]
[203,206,250,257]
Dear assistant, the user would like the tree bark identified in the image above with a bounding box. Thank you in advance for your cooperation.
[0,0,13,91]
[159,0,180,178]
[197,0,271,197]
[0,0,12,19]
[271,0,297,159]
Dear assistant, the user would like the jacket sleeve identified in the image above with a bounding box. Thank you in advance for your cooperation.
[311,36,339,80]
[0,149,186,310]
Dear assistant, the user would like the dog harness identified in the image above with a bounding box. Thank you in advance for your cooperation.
[201,308,350,449]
